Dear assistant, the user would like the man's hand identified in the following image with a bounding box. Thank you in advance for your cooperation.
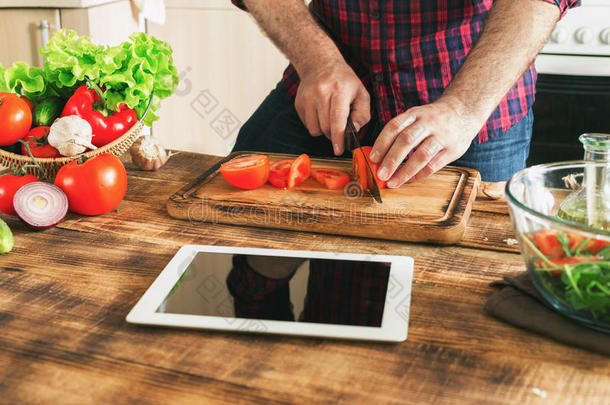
[242,0,370,156]
[370,0,560,186]
[370,96,482,188]
[295,59,370,156]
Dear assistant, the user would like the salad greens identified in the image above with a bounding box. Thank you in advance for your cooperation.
[526,231,610,322]
[0,30,178,126]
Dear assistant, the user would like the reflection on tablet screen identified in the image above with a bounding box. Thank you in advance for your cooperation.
[157,253,391,327]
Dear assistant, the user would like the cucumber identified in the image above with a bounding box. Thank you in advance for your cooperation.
[0,218,13,254]
[33,97,63,127]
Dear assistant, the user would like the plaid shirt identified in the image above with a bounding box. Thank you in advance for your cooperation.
[232,0,579,143]
[227,255,390,326]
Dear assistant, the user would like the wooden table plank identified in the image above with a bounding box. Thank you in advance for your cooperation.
[0,152,607,405]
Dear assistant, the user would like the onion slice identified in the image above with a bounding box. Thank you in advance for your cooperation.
[13,182,69,229]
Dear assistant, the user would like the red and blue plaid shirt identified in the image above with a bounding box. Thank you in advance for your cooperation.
[232,0,579,143]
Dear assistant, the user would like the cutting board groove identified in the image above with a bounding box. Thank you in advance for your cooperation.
[167,152,480,244]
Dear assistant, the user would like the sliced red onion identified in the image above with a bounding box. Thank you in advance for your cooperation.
[13,182,68,229]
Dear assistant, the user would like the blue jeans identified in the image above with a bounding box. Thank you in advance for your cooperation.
[233,83,533,182]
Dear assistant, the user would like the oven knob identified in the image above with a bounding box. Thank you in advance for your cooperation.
[575,27,594,44]
[601,28,610,45]
[550,27,569,43]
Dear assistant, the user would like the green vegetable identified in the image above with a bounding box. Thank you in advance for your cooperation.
[33,97,63,126]
[528,234,610,322]
[1,30,178,126]
[0,218,14,254]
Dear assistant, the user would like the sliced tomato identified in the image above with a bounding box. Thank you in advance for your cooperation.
[220,154,269,190]
[288,154,311,189]
[352,146,386,190]
[311,168,350,190]
[535,256,602,274]
[580,238,610,254]
[534,229,565,259]
[268,159,293,189]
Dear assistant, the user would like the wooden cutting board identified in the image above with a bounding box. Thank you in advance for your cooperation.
[167,152,481,244]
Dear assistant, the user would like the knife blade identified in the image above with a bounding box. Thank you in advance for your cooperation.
[346,118,383,203]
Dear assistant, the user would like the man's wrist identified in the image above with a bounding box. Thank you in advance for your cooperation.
[294,47,346,80]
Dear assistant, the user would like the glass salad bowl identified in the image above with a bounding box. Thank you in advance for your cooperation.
[506,139,610,333]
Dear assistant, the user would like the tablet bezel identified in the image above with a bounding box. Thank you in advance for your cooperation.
[126,245,413,342]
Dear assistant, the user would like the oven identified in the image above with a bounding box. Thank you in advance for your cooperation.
[529,0,610,165]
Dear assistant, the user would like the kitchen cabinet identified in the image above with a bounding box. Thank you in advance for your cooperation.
[147,0,288,156]
[0,0,140,68]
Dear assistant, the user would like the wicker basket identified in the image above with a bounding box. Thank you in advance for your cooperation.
[0,121,144,179]
[0,93,154,179]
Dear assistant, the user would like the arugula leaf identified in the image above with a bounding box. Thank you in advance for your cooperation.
[597,246,610,260]
[556,233,573,257]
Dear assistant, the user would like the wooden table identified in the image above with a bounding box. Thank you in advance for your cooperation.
[1,153,608,404]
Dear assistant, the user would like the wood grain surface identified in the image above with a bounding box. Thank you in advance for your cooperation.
[1,152,608,405]
[167,152,481,245]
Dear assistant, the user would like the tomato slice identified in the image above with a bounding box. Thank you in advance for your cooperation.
[352,146,386,190]
[288,154,311,189]
[534,229,565,259]
[220,154,270,190]
[311,168,350,190]
[268,159,293,189]
[535,256,602,274]
[580,238,610,254]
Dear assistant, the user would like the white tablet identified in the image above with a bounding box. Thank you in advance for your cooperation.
[126,245,413,342]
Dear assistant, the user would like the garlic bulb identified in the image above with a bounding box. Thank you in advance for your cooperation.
[48,115,97,157]
[130,135,175,171]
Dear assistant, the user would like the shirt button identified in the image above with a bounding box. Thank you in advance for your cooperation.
[372,11,381,20]
[374,73,383,82]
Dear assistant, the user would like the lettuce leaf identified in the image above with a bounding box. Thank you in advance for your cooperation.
[0,63,9,92]
[41,30,103,89]
[100,32,178,126]
[3,30,178,127]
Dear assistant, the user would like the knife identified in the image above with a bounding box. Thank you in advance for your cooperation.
[345,118,383,203]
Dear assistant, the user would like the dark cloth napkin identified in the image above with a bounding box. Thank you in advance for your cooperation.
[485,273,610,356]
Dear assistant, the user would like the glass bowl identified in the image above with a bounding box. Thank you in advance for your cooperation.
[506,161,610,333]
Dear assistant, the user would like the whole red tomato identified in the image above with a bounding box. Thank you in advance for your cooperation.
[21,126,61,158]
[54,154,127,215]
[0,174,40,216]
[21,96,35,114]
[0,92,32,146]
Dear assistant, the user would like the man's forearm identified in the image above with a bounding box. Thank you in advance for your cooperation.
[440,0,560,124]
[242,0,344,77]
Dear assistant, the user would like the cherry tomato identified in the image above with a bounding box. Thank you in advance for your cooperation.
[21,126,61,158]
[0,92,32,146]
[268,159,294,189]
[352,146,386,190]
[311,168,350,190]
[287,154,311,189]
[0,174,39,216]
[220,155,270,190]
[54,154,127,215]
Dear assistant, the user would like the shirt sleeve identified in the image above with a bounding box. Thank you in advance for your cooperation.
[231,0,247,11]
[541,0,581,18]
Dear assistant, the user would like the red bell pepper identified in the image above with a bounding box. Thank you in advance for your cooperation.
[61,84,138,148]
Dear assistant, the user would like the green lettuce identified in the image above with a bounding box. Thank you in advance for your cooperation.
[2,30,178,126]
[41,30,103,89]
[100,32,178,126]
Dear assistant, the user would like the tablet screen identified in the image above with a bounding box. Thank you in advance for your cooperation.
[156,252,391,327]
